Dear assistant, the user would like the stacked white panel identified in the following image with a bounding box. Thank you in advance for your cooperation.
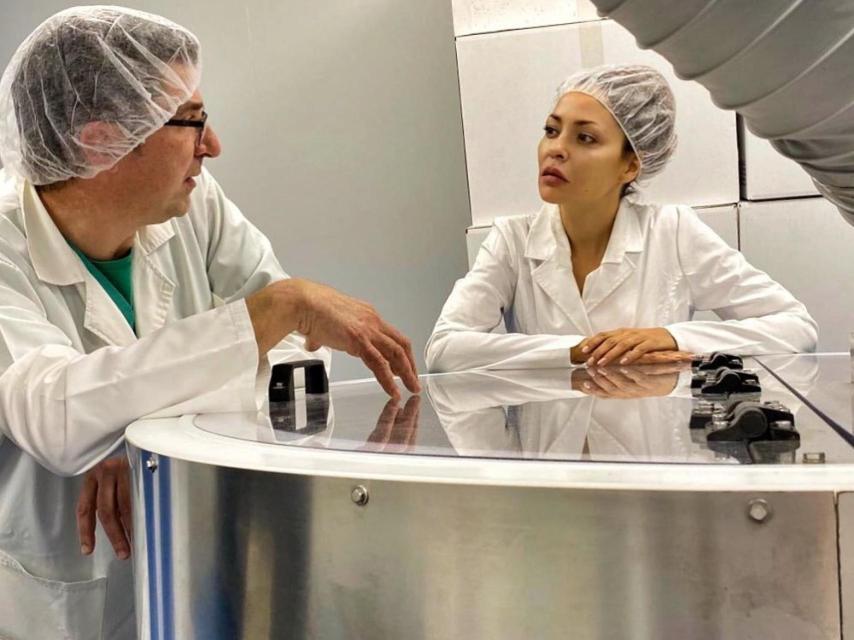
[450,0,599,37]
[457,20,740,227]
[740,121,819,200]
[740,198,854,352]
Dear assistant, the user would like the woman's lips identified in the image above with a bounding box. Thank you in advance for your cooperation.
[540,166,568,184]
[540,170,568,187]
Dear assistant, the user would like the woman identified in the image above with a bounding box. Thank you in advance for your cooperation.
[426,64,817,373]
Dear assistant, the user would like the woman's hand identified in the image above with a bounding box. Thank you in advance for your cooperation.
[573,365,681,398]
[578,327,685,367]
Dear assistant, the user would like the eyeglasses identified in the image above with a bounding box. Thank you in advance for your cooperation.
[164,110,208,147]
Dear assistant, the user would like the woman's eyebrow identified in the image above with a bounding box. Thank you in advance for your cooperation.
[548,114,601,128]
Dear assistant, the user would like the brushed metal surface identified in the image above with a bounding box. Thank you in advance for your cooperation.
[133,453,840,639]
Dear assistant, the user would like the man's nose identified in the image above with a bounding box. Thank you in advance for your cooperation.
[198,125,222,159]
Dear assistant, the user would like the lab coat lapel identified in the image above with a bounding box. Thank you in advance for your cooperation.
[20,181,136,346]
[583,199,644,315]
[133,222,177,335]
[82,275,137,346]
[526,205,594,335]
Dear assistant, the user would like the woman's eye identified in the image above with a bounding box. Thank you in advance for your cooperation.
[543,125,558,137]
[578,133,596,144]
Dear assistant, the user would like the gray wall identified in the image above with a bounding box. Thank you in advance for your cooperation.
[0,0,471,382]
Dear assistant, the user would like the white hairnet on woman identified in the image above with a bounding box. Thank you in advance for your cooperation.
[555,64,677,182]
[0,5,201,185]
[427,62,816,374]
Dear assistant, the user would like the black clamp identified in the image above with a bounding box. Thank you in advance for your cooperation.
[691,399,799,463]
[692,367,760,397]
[692,352,744,372]
[269,359,329,402]
[268,360,330,435]
[706,400,797,443]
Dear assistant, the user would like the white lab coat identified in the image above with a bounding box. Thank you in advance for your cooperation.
[425,195,817,372]
[0,168,330,639]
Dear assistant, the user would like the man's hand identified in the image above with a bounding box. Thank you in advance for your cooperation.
[76,457,132,560]
[293,280,420,399]
[247,279,421,400]
[362,395,421,451]
[577,328,683,367]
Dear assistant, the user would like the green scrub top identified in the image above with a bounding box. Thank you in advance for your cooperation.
[71,245,135,333]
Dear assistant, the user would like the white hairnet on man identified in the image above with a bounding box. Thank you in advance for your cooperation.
[0,6,201,185]
[0,6,419,639]
[555,64,677,182]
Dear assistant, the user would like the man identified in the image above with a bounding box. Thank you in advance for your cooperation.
[0,7,419,638]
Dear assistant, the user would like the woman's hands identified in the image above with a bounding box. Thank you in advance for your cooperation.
[572,327,693,367]
[572,362,687,398]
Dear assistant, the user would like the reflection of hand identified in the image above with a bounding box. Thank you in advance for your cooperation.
[578,327,689,367]
[76,456,131,560]
[572,365,680,398]
[363,395,421,451]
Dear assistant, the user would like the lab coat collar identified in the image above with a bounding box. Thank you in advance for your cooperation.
[600,195,645,264]
[523,197,646,326]
[524,203,564,263]
[22,181,86,286]
[22,181,176,286]
[21,181,177,346]
[523,195,645,264]
[583,197,645,313]
[526,204,593,334]
[136,219,176,256]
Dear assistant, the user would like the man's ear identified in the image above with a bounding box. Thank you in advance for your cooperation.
[77,121,124,168]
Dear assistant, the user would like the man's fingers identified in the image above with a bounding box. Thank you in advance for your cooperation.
[381,322,420,391]
[76,474,98,555]
[374,332,420,394]
[96,474,130,560]
[359,339,400,399]
[397,395,421,446]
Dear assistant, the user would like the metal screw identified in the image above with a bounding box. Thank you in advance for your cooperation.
[802,452,826,464]
[146,455,158,473]
[351,485,369,506]
[747,498,772,523]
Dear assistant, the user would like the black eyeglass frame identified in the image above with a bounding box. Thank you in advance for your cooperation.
[164,110,208,146]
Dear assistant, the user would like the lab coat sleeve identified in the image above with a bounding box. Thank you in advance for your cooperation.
[425,224,580,373]
[198,170,331,374]
[664,206,818,355]
[0,256,260,476]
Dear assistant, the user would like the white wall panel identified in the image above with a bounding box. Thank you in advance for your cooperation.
[740,198,854,351]
[451,0,599,37]
[457,19,739,227]
[741,121,818,200]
